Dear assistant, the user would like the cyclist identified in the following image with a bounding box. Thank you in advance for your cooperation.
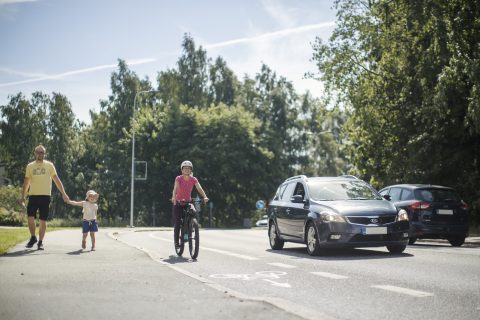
[171,160,208,248]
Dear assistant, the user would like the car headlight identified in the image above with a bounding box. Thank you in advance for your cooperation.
[320,212,346,223]
[397,209,409,221]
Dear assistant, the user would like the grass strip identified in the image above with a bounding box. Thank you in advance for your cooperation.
[0,227,69,255]
[0,228,31,255]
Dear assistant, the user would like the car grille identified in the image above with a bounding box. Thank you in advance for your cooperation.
[350,233,403,242]
[346,215,396,225]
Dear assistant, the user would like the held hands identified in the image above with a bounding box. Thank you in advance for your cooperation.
[62,193,70,203]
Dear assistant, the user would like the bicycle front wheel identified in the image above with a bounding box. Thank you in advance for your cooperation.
[188,218,200,259]
[175,226,185,256]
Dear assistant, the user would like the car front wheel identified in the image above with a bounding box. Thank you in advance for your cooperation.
[306,223,321,256]
[269,222,284,250]
[448,236,465,247]
[408,237,417,245]
[387,244,407,254]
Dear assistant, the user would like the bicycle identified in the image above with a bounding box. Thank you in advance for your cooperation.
[174,200,200,259]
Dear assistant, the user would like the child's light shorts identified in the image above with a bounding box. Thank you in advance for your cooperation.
[82,220,98,233]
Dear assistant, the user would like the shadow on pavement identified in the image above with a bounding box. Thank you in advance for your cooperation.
[410,242,480,248]
[266,246,414,261]
[162,254,197,264]
[3,249,39,257]
[66,249,88,255]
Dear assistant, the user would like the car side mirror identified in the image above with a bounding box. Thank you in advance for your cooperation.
[291,195,304,203]
[383,194,391,201]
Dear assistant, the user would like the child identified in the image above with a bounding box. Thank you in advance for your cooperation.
[171,160,208,248]
[68,190,99,251]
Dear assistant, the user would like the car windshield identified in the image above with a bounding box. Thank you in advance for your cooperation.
[307,180,382,201]
[416,188,461,202]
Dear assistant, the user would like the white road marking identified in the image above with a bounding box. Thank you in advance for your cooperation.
[149,233,259,260]
[263,279,291,288]
[311,271,348,279]
[109,231,340,320]
[200,247,259,260]
[267,262,297,269]
[372,285,434,297]
[210,271,291,288]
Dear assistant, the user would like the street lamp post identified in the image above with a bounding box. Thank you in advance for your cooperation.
[130,90,159,227]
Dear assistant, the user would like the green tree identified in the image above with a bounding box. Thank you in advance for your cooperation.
[83,59,151,222]
[45,93,78,218]
[208,56,239,106]
[0,92,48,184]
[311,0,480,224]
[177,34,209,108]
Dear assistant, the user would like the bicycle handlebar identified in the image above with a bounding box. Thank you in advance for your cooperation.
[176,199,202,205]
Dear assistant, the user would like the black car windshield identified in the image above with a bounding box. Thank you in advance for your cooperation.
[307,180,382,201]
[415,188,461,202]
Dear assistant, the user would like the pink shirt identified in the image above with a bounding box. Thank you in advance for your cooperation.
[175,175,198,201]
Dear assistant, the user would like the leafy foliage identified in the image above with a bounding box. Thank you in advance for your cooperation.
[1,35,346,227]
[311,0,480,224]
[0,187,25,226]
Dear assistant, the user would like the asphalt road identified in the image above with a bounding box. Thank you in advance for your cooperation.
[116,228,480,320]
[0,228,304,320]
[1,228,479,320]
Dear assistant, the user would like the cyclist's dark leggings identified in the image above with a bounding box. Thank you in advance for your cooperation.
[172,204,184,244]
[173,203,197,244]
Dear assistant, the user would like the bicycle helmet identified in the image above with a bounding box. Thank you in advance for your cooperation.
[180,160,193,170]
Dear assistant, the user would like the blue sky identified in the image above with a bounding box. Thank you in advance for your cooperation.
[0,0,337,123]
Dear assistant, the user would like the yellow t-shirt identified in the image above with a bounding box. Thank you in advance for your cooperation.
[25,160,57,196]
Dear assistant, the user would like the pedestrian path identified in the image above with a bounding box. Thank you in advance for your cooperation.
[0,228,303,320]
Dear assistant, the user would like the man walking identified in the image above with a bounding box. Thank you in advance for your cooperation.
[20,145,69,250]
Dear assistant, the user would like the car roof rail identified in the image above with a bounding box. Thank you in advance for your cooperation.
[339,175,359,179]
[285,175,308,182]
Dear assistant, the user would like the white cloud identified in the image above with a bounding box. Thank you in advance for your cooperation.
[203,22,334,50]
[261,0,297,27]
[0,58,157,88]
[203,22,334,97]
[0,67,47,78]
[0,0,38,4]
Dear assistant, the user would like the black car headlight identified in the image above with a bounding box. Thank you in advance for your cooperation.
[396,209,409,221]
[320,212,346,223]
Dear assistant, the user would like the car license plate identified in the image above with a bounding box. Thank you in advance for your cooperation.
[437,209,453,215]
[362,227,387,235]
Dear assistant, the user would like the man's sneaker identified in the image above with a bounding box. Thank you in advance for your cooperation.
[37,241,44,250]
[26,236,37,248]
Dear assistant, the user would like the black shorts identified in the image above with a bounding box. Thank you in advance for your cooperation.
[27,195,51,220]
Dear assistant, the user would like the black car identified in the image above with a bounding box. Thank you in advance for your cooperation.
[379,184,469,246]
[267,175,410,256]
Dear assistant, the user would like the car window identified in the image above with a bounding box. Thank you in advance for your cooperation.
[280,182,297,201]
[273,184,287,200]
[389,188,402,201]
[293,182,306,200]
[416,188,460,202]
[379,189,389,196]
[418,190,434,201]
[307,180,382,201]
[400,189,413,200]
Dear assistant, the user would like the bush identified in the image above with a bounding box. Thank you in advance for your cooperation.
[0,187,26,226]
[0,207,26,226]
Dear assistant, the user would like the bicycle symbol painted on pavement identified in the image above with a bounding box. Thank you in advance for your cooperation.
[210,271,290,288]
